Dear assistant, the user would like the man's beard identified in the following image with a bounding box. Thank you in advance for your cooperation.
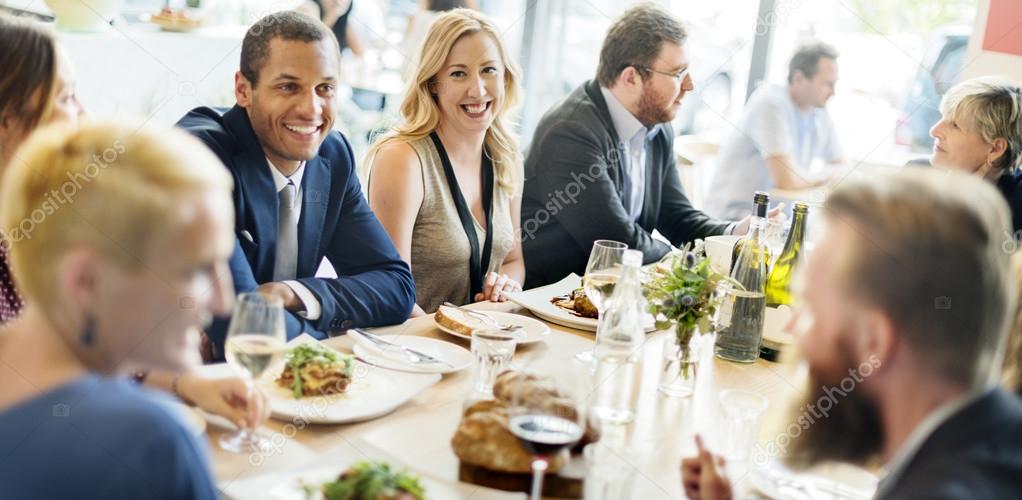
[635,83,677,127]
[783,338,885,470]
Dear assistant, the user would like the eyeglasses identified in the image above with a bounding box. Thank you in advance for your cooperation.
[639,66,691,85]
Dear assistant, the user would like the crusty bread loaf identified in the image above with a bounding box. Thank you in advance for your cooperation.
[451,401,567,473]
[451,370,599,473]
[434,305,491,335]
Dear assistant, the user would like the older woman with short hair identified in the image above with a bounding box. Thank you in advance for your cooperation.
[930,76,1022,231]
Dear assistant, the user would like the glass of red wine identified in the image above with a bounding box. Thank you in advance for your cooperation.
[507,371,586,500]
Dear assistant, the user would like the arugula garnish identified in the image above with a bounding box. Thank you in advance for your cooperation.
[321,461,425,500]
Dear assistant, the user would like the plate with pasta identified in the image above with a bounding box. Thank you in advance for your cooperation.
[262,335,441,424]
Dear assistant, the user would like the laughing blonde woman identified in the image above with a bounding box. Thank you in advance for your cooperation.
[366,9,524,315]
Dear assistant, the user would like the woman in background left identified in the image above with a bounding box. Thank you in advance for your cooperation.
[0,14,269,429]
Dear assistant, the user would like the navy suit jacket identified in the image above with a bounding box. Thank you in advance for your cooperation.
[177,105,414,354]
[876,388,1022,500]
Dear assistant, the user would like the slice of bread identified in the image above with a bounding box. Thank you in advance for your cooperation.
[434,304,491,335]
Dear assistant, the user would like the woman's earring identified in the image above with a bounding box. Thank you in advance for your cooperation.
[78,314,96,347]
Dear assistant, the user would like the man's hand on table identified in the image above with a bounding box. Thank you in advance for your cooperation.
[681,435,734,500]
[257,282,304,313]
[731,203,786,236]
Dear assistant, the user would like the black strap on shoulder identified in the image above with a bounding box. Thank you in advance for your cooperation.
[429,132,494,301]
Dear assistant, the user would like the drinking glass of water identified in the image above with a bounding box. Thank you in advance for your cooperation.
[468,329,517,400]
[220,292,286,453]
[718,389,768,468]
[583,443,639,500]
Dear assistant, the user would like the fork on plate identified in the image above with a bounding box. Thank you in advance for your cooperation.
[441,302,522,333]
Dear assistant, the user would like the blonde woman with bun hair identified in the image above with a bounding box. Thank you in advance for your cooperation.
[0,122,233,498]
[367,8,524,316]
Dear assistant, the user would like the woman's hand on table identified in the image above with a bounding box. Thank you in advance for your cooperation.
[176,373,271,429]
[681,434,733,500]
[473,271,522,303]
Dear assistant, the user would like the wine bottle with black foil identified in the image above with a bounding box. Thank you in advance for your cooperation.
[716,192,770,363]
[766,202,809,307]
[729,192,773,275]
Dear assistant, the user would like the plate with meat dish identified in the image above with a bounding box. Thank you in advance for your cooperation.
[262,335,441,424]
[502,273,656,333]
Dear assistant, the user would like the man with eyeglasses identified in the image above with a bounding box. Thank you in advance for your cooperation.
[521,4,777,287]
[705,43,845,220]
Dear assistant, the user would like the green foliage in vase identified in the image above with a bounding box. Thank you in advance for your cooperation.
[645,241,733,345]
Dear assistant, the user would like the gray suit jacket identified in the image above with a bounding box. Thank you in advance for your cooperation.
[521,80,731,287]
[876,388,1022,500]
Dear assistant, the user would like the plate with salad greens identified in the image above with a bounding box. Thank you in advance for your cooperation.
[220,439,525,500]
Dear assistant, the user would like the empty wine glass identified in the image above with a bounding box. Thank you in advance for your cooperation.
[576,240,627,362]
[220,292,286,453]
[506,370,586,500]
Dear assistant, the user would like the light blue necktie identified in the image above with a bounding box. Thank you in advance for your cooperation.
[273,180,298,281]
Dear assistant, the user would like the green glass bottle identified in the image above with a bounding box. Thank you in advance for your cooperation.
[715,191,771,363]
[765,202,809,307]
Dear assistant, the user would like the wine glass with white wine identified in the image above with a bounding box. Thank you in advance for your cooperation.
[220,292,286,453]
[576,240,627,362]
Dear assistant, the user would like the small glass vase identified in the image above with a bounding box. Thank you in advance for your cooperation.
[658,326,701,397]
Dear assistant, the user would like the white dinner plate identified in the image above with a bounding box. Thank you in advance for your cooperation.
[263,335,440,424]
[502,273,656,333]
[220,437,525,500]
[352,335,473,374]
[747,460,876,500]
[432,310,551,344]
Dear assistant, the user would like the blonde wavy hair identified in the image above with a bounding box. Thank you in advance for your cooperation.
[0,121,233,309]
[367,8,522,194]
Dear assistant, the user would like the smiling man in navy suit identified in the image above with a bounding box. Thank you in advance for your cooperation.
[177,11,414,356]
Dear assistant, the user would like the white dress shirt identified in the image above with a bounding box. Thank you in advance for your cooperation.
[600,86,739,234]
[266,158,322,321]
[601,86,651,222]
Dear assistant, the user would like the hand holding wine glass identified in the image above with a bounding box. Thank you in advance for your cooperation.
[220,292,286,453]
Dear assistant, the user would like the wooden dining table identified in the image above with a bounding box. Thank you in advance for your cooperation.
[201,297,875,499]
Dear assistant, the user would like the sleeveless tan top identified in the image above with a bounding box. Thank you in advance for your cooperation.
[405,136,515,313]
